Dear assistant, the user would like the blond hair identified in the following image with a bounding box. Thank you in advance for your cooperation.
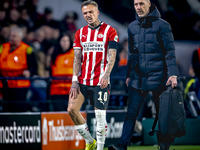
[81,0,98,9]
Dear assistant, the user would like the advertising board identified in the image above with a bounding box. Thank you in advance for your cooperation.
[41,112,86,150]
[0,112,41,150]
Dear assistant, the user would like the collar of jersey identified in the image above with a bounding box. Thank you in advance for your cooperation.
[88,21,103,30]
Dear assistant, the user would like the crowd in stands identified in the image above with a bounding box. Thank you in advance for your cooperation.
[0,0,199,117]
[0,0,78,112]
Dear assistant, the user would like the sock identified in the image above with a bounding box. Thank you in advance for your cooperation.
[95,110,106,150]
[75,123,94,144]
[105,120,108,138]
[97,143,104,150]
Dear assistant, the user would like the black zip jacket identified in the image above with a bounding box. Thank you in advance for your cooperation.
[126,4,179,91]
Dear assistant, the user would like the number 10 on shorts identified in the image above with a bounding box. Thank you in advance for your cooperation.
[98,91,108,101]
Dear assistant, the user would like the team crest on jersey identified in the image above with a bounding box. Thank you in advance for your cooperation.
[97,34,104,38]
[73,43,76,46]
[114,35,118,42]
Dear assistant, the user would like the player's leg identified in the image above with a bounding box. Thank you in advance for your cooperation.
[95,109,106,150]
[92,85,111,150]
[67,87,95,147]
[67,91,85,124]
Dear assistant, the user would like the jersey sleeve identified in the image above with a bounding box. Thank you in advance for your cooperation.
[108,27,119,43]
[73,29,82,50]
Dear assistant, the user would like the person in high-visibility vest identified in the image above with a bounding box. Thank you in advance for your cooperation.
[185,48,200,100]
[49,34,74,111]
[0,26,37,112]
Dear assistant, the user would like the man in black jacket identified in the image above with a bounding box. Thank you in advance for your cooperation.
[108,0,178,150]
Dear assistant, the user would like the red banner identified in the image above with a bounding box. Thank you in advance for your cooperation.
[41,112,86,150]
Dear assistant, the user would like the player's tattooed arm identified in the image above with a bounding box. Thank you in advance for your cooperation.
[70,49,82,99]
[100,48,117,89]
[73,49,82,76]
[105,48,117,78]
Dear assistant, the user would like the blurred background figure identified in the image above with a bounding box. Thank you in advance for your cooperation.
[59,11,78,34]
[117,38,128,76]
[7,8,21,26]
[47,34,74,111]
[185,47,200,100]
[34,6,59,30]
[0,23,10,45]
[0,6,7,28]
[111,38,128,92]
[18,6,34,30]
[0,26,37,112]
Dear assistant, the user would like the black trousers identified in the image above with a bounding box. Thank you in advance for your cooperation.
[119,87,173,149]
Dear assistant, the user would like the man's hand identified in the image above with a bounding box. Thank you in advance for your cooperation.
[166,76,177,88]
[100,74,109,89]
[69,81,80,99]
[125,77,130,87]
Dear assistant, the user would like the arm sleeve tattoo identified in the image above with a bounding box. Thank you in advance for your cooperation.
[104,48,117,78]
[73,49,82,76]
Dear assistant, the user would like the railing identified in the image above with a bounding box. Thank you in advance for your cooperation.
[0,76,128,112]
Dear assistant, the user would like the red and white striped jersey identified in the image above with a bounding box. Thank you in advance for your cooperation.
[73,22,119,86]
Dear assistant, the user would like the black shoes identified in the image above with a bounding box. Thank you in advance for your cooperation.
[108,144,125,150]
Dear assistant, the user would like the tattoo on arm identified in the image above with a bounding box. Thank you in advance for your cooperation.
[73,49,82,76]
[104,48,117,80]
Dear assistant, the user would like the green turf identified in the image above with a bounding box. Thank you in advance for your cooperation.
[103,145,200,150]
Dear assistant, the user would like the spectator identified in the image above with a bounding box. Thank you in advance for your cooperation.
[20,24,36,52]
[24,28,35,44]
[1,0,10,11]
[49,34,73,111]
[0,24,10,45]
[0,26,37,112]
[118,38,128,69]
[18,6,34,29]
[32,27,48,77]
[7,8,21,26]
[34,6,59,30]
[0,6,7,28]
[33,27,46,52]
[40,25,56,54]
[185,48,200,100]
[24,0,42,23]
[59,11,78,34]
[189,16,200,40]
[112,38,128,91]
[112,38,128,77]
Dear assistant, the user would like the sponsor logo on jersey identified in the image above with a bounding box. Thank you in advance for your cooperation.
[82,42,104,52]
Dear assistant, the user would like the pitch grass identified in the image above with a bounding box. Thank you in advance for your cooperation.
[103,145,200,150]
